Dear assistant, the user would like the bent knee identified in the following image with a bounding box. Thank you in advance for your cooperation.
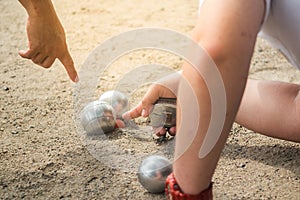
[296,89,300,127]
[290,89,300,141]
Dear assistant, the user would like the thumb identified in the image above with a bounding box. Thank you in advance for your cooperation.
[19,49,35,59]
[59,51,78,82]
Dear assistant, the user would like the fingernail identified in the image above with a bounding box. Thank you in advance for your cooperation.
[122,112,131,120]
[74,75,79,83]
[141,109,148,117]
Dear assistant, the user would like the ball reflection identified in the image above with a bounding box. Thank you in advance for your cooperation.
[80,100,116,135]
[99,90,128,116]
[138,155,173,193]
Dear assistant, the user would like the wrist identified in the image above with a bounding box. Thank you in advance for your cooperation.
[19,0,55,17]
[155,70,182,96]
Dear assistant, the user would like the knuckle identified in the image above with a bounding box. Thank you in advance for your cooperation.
[43,59,55,69]
[42,63,52,68]
[32,59,39,64]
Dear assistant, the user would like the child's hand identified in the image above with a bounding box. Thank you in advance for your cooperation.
[122,83,177,136]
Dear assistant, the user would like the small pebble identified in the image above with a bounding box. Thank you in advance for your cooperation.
[237,163,246,168]
[2,86,9,91]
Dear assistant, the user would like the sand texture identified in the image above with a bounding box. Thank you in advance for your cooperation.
[1,0,299,199]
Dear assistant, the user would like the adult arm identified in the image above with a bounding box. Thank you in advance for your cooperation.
[18,0,78,82]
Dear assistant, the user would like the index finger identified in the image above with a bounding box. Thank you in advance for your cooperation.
[122,102,143,120]
[122,84,162,120]
[59,51,78,82]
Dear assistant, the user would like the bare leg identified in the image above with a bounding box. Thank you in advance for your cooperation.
[236,79,300,142]
[174,0,265,194]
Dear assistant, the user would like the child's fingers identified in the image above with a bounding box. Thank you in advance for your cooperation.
[154,127,167,136]
[115,119,125,128]
[122,102,143,120]
[168,126,176,136]
[122,100,155,120]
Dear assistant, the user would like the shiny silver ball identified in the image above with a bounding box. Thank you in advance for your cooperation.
[99,90,128,116]
[79,100,116,135]
[138,155,173,193]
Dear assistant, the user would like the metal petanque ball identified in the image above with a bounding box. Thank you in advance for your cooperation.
[138,155,173,193]
[79,100,116,136]
[99,90,128,116]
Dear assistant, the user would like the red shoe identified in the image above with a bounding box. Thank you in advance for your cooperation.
[165,173,213,200]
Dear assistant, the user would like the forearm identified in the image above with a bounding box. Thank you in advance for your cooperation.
[18,0,62,33]
[173,0,265,195]
[174,43,251,194]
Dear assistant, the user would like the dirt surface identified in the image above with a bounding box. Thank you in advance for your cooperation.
[1,0,299,199]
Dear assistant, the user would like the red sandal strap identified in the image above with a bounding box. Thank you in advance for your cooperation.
[165,173,213,200]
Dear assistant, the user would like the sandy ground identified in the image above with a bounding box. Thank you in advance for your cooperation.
[1,0,300,199]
